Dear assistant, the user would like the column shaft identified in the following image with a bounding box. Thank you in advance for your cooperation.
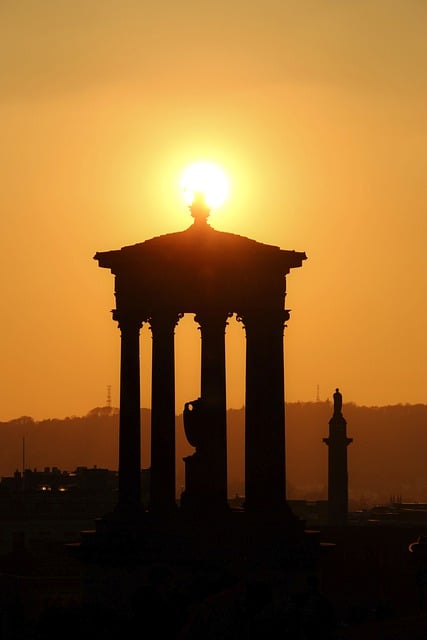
[324,417,352,525]
[242,310,288,512]
[117,315,142,512]
[196,311,228,509]
[150,313,178,516]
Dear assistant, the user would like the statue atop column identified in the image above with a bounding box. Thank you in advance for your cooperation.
[323,387,352,526]
[333,388,343,415]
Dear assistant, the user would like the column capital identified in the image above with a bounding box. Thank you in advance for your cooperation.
[237,309,290,332]
[112,310,144,332]
[194,310,232,332]
[148,311,183,335]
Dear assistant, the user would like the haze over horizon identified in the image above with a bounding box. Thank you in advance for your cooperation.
[1,1,426,421]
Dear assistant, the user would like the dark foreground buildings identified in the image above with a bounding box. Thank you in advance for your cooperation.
[0,470,426,636]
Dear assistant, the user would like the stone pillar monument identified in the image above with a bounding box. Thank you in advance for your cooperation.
[323,388,353,525]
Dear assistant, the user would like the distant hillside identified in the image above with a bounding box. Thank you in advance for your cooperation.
[1,402,426,506]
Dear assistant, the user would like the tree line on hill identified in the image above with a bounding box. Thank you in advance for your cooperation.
[0,401,426,507]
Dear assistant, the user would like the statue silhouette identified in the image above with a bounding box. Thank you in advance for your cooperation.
[333,388,342,415]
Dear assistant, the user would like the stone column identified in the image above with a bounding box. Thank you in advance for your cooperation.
[194,310,229,511]
[114,312,143,514]
[149,312,181,517]
[240,309,289,513]
[323,400,353,526]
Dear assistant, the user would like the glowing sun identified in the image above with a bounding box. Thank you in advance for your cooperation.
[180,161,230,209]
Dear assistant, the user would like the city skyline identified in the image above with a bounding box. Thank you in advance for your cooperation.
[1,1,426,420]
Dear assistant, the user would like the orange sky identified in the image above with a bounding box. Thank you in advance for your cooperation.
[0,1,426,420]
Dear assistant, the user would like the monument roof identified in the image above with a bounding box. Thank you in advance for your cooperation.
[94,221,307,276]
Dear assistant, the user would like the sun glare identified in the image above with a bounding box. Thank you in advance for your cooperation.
[180,161,230,209]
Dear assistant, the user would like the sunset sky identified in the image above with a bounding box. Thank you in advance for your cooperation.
[1,0,426,421]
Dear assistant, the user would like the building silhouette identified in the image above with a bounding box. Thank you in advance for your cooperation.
[93,196,307,521]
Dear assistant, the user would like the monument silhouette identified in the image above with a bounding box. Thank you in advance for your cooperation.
[70,194,328,611]
[95,194,307,520]
[323,388,353,526]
